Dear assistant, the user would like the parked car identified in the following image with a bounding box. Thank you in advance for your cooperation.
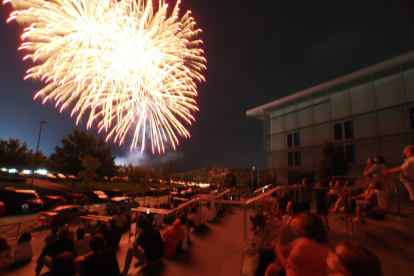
[65,193,87,205]
[0,201,5,216]
[42,196,66,210]
[104,189,124,199]
[85,191,109,203]
[0,188,43,214]
[105,197,139,214]
[35,205,98,226]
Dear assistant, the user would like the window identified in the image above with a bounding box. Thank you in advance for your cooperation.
[410,107,414,129]
[294,132,300,147]
[345,145,355,163]
[334,123,343,140]
[294,151,301,166]
[334,121,353,140]
[288,152,293,166]
[287,132,300,148]
[344,121,353,139]
[287,134,293,148]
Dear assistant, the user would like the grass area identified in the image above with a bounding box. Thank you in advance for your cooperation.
[0,182,65,198]
[58,181,138,193]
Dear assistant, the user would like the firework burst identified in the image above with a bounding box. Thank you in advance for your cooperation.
[4,0,206,153]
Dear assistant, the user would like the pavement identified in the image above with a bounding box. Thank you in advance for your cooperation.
[4,207,414,276]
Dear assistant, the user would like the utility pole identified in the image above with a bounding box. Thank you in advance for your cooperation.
[30,121,46,189]
[251,166,255,190]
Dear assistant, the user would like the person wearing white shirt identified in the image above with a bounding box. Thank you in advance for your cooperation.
[14,232,33,263]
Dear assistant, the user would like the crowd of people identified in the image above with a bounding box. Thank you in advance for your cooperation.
[247,191,383,276]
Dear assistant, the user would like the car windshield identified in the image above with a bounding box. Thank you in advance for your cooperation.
[16,192,39,200]
[110,200,121,204]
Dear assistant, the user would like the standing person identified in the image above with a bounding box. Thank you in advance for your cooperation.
[14,232,33,262]
[299,177,313,211]
[384,145,414,214]
[121,217,163,275]
[314,182,329,230]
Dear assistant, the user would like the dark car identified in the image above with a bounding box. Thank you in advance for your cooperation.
[66,193,87,205]
[36,205,98,226]
[42,195,66,210]
[0,188,43,214]
[104,189,124,199]
[105,197,139,214]
[85,191,109,203]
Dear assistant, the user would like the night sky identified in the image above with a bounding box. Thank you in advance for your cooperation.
[1,0,414,171]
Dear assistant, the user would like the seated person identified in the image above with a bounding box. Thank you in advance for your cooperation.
[163,213,188,257]
[36,229,74,276]
[352,183,381,222]
[187,206,203,229]
[51,252,76,276]
[326,180,341,210]
[325,240,383,276]
[43,227,59,252]
[0,236,14,272]
[121,218,163,275]
[14,232,33,262]
[265,212,329,276]
[80,234,120,276]
[74,228,91,257]
[153,212,165,228]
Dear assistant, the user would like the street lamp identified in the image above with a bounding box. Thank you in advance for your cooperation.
[30,121,46,189]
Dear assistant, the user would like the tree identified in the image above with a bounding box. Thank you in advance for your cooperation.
[48,130,116,179]
[208,177,215,183]
[0,138,47,170]
[78,155,100,211]
[317,140,349,181]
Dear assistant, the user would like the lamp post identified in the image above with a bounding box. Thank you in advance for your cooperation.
[251,166,255,190]
[30,121,46,189]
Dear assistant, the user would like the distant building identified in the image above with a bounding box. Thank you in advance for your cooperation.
[247,51,414,185]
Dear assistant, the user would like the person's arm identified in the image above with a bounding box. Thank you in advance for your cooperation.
[383,166,403,175]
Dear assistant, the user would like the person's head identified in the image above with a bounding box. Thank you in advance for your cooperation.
[276,225,299,268]
[302,177,311,187]
[345,180,354,188]
[335,180,341,188]
[140,217,151,231]
[59,229,69,239]
[51,251,75,276]
[326,240,383,276]
[0,236,12,252]
[367,158,374,166]
[76,228,85,240]
[90,234,105,253]
[329,181,334,188]
[51,227,59,234]
[294,212,327,244]
[315,181,322,188]
[179,213,188,225]
[374,156,384,164]
[404,145,414,157]
[18,232,32,244]
[109,219,116,227]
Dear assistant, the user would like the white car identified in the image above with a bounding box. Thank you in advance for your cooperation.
[105,197,138,214]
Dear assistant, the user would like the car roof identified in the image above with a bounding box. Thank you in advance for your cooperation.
[52,205,83,211]
[44,195,64,199]
[110,197,131,201]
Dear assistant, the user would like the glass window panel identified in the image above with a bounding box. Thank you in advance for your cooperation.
[329,88,350,120]
[294,132,300,147]
[271,117,283,134]
[296,96,311,109]
[349,77,375,115]
[297,108,312,128]
[271,134,284,151]
[284,113,296,131]
[403,66,414,103]
[373,67,404,109]
[314,123,331,145]
[312,91,328,104]
[299,127,313,147]
[287,134,293,148]
[377,106,408,136]
[352,114,377,139]
[345,145,355,163]
[284,101,296,114]
[334,123,343,141]
[344,121,353,139]
[294,151,301,166]
[313,102,330,124]
[287,152,293,166]
[271,107,283,118]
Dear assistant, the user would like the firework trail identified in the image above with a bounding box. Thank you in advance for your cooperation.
[4,0,206,153]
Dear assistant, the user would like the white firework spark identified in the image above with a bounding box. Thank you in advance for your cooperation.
[4,0,206,153]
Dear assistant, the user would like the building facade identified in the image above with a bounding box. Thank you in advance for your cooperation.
[247,51,414,185]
